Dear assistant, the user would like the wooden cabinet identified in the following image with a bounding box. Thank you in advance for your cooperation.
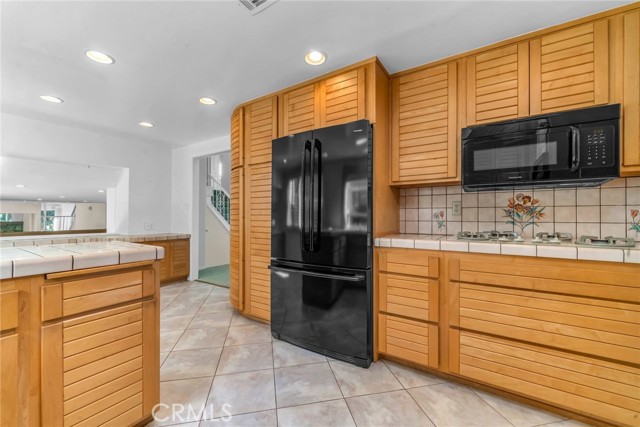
[530,21,609,114]
[391,62,458,184]
[41,263,159,427]
[621,10,640,174]
[376,248,439,369]
[0,286,20,427]
[245,96,278,166]
[142,238,190,284]
[244,163,272,321]
[230,168,243,311]
[466,42,529,124]
[231,107,244,169]
[319,68,366,127]
[447,253,640,426]
[281,83,320,136]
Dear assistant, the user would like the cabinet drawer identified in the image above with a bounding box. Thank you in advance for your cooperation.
[378,313,438,368]
[452,282,640,365]
[455,330,640,427]
[42,271,146,320]
[379,273,438,322]
[378,249,438,278]
[0,290,18,332]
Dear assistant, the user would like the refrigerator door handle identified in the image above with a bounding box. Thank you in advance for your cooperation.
[269,265,365,282]
[301,140,312,252]
[311,139,322,251]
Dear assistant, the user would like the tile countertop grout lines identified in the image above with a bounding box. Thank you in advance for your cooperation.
[375,234,639,263]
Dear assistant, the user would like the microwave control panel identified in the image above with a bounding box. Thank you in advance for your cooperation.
[583,126,615,168]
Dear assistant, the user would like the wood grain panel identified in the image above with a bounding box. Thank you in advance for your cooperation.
[230,167,244,311]
[457,331,640,427]
[170,240,189,279]
[391,62,458,183]
[245,96,278,165]
[63,285,142,317]
[281,83,319,136]
[531,21,609,114]
[378,313,438,368]
[0,290,18,331]
[245,162,272,321]
[467,42,529,124]
[0,334,18,427]
[231,107,244,169]
[378,248,439,278]
[320,68,365,127]
[63,380,142,426]
[622,10,640,174]
[379,273,438,322]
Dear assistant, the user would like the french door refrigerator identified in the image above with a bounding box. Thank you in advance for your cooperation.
[270,119,373,368]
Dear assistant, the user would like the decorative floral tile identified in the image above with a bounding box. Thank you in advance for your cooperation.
[629,208,640,241]
[502,193,546,235]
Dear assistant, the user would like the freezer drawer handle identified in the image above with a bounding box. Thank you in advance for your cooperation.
[269,265,365,282]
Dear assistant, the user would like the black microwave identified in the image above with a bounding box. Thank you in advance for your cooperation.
[461,104,620,191]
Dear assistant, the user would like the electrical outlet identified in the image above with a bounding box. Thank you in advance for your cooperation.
[144,222,154,230]
[452,201,461,217]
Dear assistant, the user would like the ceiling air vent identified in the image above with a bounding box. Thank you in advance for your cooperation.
[238,0,279,15]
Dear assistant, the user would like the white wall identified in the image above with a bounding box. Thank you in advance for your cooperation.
[0,113,172,234]
[71,203,107,230]
[205,206,230,268]
[171,136,229,280]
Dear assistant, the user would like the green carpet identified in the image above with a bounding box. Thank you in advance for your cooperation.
[198,264,230,288]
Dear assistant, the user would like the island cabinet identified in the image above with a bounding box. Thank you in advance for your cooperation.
[390,62,460,185]
[446,253,640,427]
[376,248,439,369]
[40,262,160,427]
[0,280,22,427]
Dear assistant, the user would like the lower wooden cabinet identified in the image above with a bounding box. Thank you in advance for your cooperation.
[378,313,438,368]
[446,253,640,427]
[0,282,25,427]
[143,238,190,283]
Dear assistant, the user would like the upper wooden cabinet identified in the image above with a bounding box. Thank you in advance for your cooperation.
[245,96,278,165]
[319,68,366,127]
[230,107,244,170]
[530,21,609,114]
[391,62,458,184]
[466,42,529,124]
[621,10,640,174]
[281,83,320,136]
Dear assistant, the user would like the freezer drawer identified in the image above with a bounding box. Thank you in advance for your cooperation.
[270,263,372,367]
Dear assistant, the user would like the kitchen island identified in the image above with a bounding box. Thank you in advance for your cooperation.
[0,242,163,427]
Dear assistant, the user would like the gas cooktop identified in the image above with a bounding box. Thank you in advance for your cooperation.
[575,235,636,247]
[456,231,524,242]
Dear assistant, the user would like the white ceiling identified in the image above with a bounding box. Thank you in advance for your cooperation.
[0,157,122,203]
[1,0,631,147]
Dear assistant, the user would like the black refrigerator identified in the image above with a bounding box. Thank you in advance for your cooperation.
[270,119,373,368]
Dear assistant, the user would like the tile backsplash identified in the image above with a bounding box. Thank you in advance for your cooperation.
[398,177,640,241]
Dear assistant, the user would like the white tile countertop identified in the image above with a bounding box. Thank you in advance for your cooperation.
[0,241,166,279]
[0,232,190,247]
[375,234,640,264]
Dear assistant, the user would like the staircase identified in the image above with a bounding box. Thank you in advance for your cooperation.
[207,174,230,230]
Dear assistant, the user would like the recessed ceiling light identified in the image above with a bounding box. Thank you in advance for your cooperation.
[40,95,63,103]
[15,184,26,188]
[37,198,43,201]
[83,200,88,203]
[138,122,154,128]
[58,195,65,198]
[85,50,115,65]
[305,50,326,65]
[98,189,105,193]
[199,97,217,105]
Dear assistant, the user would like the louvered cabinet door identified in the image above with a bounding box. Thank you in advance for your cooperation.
[319,68,366,127]
[622,10,640,174]
[231,107,244,169]
[467,42,529,124]
[170,240,189,279]
[245,96,278,165]
[281,83,320,136]
[391,62,458,183]
[42,301,158,427]
[530,21,609,114]
[230,167,243,311]
[244,163,272,321]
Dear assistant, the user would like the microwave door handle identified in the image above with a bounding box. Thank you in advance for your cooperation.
[570,126,580,173]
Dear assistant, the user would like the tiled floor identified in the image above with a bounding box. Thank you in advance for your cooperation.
[150,281,589,427]
[198,264,230,287]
